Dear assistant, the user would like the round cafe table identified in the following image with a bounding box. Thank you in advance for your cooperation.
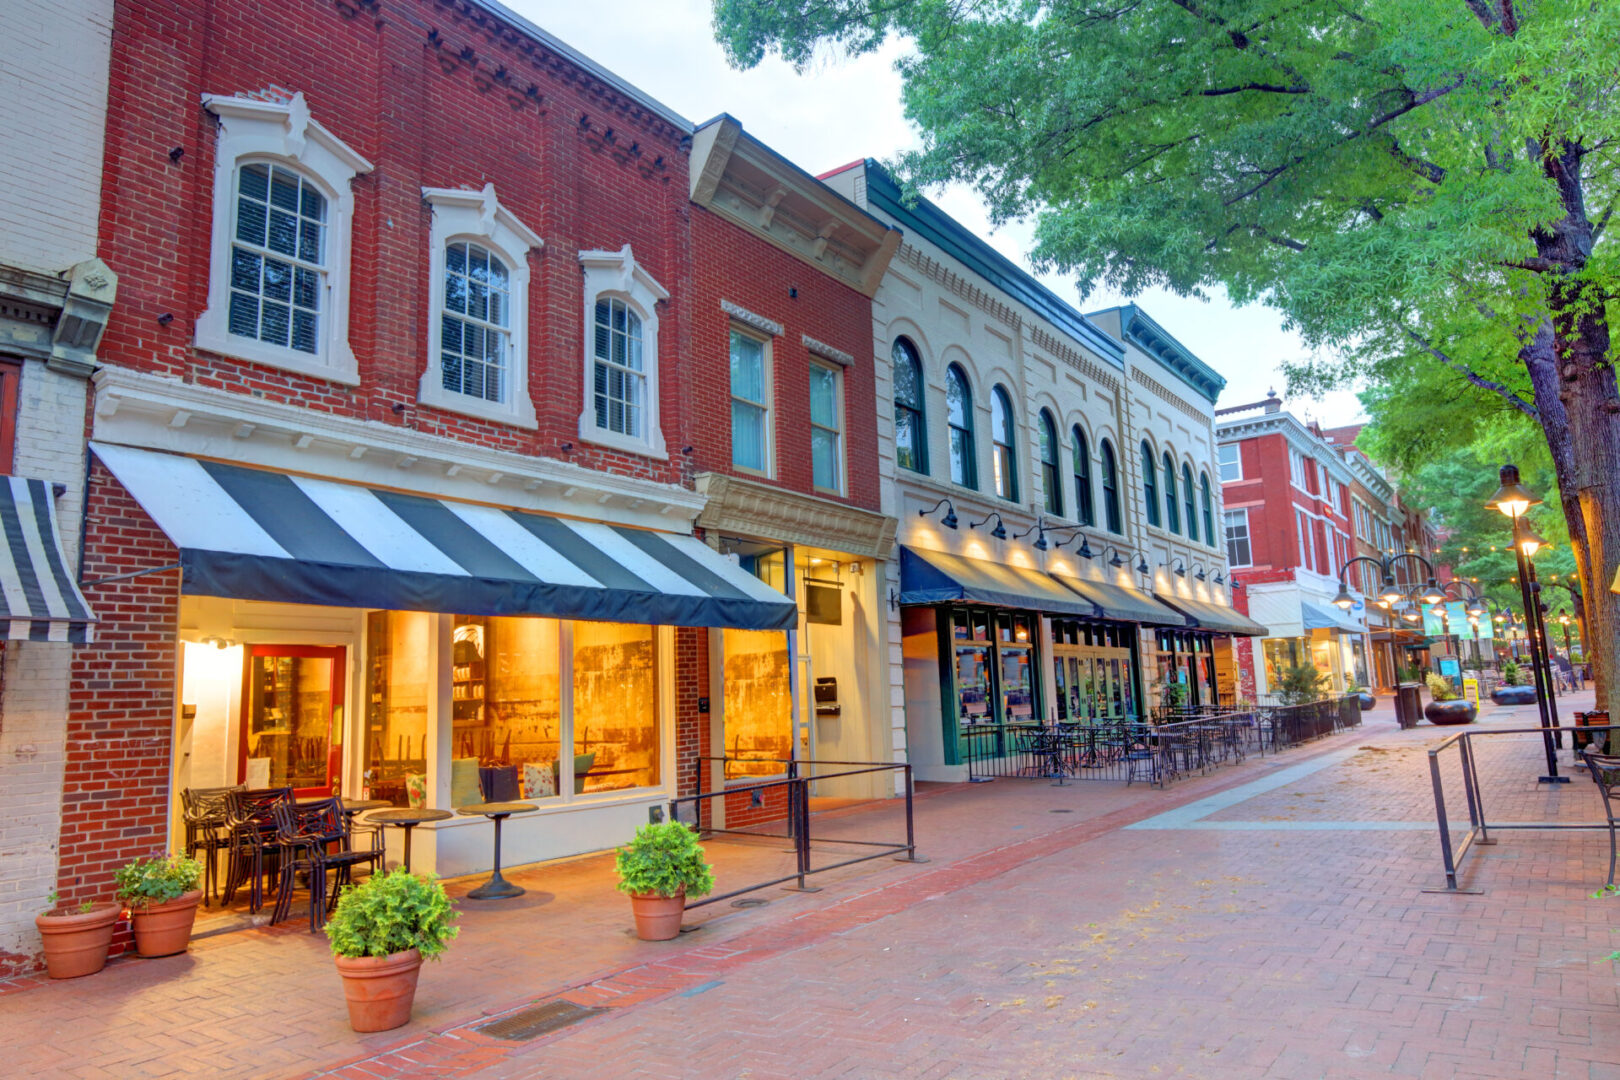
[456,802,538,899]
[364,808,452,873]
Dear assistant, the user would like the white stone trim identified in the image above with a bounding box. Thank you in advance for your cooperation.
[802,333,853,367]
[721,300,782,337]
[195,93,371,385]
[578,246,669,459]
[418,185,540,429]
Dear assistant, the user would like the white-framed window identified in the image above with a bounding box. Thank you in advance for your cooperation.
[730,327,771,475]
[578,246,669,457]
[1225,509,1252,567]
[418,185,541,427]
[1288,447,1306,489]
[1296,508,1316,573]
[197,93,372,384]
[1218,442,1242,482]
[809,360,843,493]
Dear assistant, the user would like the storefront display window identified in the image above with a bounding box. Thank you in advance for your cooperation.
[723,628,792,778]
[363,611,432,807]
[243,646,343,794]
[1051,619,1138,724]
[573,621,658,792]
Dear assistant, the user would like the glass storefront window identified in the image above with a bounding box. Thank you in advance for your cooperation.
[723,628,793,778]
[244,646,342,793]
[573,621,658,793]
[955,642,993,724]
[363,611,433,807]
[1000,644,1034,721]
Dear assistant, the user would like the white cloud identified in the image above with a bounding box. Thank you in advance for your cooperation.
[512,0,1363,421]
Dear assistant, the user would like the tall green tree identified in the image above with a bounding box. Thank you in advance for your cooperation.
[715,0,1620,712]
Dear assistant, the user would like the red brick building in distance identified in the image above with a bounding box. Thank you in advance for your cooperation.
[43,0,898,963]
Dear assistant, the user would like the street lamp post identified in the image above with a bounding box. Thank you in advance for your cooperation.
[1487,464,1566,783]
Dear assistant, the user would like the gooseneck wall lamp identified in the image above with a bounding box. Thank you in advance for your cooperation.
[969,511,1008,541]
[918,498,958,530]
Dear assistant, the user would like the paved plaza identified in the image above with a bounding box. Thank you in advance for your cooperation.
[7,696,1620,1080]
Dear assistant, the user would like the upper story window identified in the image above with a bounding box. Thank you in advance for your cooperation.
[809,360,843,494]
[1218,443,1241,482]
[1100,439,1122,534]
[418,185,542,427]
[1225,509,1252,567]
[1288,446,1308,490]
[892,337,927,475]
[991,386,1018,502]
[1039,409,1061,516]
[1200,473,1215,549]
[730,328,771,475]
[1181,463,1197,543]
[1072,425,1095,527]
[1162,452,1180,534]
[946,364,977,490]
[197,93,372,385]
[1141,441,1160,528]
[580,246,669,456]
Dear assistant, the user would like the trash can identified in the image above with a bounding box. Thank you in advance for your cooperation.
[1395,682,1424,730]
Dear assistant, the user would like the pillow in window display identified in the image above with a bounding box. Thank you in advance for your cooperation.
[523,762,556,799]
[405,771,427,809]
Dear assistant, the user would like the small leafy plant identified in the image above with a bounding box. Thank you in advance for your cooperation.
[1277,663,1329,706]
[1501,659,1523,686]
[615,822,715,900]
[1425,672,1458,702]
[325,869,459,961]
[115,853,203,908]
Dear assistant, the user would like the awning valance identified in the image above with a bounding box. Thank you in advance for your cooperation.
[898,547,1093,616]
[91,443,796,630]
[1302,601,1363,634]
[1154,593,1268,637]
[1051,573,1186,627]
[0,476,95,642]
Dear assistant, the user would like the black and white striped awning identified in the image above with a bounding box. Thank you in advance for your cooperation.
[0,476,96,642]
[91,443,796,630]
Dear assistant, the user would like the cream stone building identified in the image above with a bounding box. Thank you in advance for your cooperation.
[820,162,1260,783]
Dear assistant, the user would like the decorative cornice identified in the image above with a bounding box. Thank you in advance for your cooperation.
[896,242,1022,336]
[90,367,705,531]
[1105,303,1225,403]
[1130,367,1207,425]
[1027,323,1120,391]
[693,472,897,560]
[802,334,853,367]
[721,300,782,337]
[0,258,117,377]
[1215,412,1355,487]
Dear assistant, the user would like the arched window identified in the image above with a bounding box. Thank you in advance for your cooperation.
[892,338,927,474]
[1141,441,1160,528]
[1182,463,1198,543]
[946,364,977,489]
[1200,472,1215,548]
[1101,439,1122,534]
[441,241,512,404]
[228,162,328,356]
[1072,425,1095,527]
[1163,452,1180,534]
[1039,410,1062,515]
[991,386,1018,502]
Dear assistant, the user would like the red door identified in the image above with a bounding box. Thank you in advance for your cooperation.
[239,645,346,796]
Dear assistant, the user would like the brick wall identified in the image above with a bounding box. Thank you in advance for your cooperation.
[99,0,693,482]
[57,463,182,958]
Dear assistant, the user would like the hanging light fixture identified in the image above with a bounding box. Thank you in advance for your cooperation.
[1485,463,1539,518]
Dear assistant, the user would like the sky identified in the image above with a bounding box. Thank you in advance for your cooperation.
[514,0,1364,424]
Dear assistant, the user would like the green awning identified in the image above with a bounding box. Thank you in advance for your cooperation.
[1154,593,1269,637]
[1052,574,1186,627]
[898,547,1094,616]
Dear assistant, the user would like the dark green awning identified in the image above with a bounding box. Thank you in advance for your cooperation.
[898,547,1094,616]
[1052,574,1186,627]
[1154,593,1269,637]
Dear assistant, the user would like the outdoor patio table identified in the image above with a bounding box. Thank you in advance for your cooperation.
[455,801,538,899]
[364,808,452,873]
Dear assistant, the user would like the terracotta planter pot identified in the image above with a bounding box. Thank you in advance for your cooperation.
[334,949,423,1032]
[128,889,203,958]
[629,890,686,941]
[34,903,120,979]
[1425,700,1478,726]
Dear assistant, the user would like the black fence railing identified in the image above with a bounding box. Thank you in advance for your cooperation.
[666,759,921,908]
[964,695,1362,787]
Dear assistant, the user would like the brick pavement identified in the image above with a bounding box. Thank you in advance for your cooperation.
[7,703,1620,1079]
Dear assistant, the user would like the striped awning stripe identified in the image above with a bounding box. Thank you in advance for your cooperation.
[0,476,96,643]
[90,443,796,631]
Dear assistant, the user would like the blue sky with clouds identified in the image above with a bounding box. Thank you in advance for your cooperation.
[514,0,1363,423]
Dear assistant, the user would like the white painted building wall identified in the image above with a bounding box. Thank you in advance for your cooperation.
[0,0,114,971]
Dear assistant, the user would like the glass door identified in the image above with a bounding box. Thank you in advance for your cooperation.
[240,645,346,796]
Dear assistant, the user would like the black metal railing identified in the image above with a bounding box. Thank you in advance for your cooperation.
[667,759,921,909]
[1428,724,1615,892]
[1267,694,1363,751]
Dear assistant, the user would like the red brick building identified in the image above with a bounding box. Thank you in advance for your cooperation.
[48,0,896,949]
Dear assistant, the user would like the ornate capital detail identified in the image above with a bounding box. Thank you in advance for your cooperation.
[694,472,896,560]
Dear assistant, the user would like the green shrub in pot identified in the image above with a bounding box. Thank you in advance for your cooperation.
[114,853,203,909]
[615,822,715,941]
[324,869,459,961]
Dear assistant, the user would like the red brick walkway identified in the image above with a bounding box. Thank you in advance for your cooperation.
[8,700,1620,1079]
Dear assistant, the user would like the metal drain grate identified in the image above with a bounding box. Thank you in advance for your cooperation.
[1049,808,1075,814]
[478,1000,606,1041]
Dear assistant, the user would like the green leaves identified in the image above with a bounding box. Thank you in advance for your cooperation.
[324,869,460,960]
[114,853,203,908]
[614,822,715,900]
